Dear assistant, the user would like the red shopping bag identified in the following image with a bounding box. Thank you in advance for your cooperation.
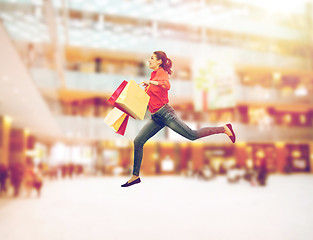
[116,114,129,136]
[104,107,130,136]
[107,80,136,118]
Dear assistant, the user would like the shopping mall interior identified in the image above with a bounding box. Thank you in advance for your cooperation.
[0,0,313,239]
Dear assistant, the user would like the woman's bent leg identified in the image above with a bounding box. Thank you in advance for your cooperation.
[133,119,164,176]
[166,115,225,141]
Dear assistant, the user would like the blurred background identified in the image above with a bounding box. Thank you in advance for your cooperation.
[0,0,313,194]
[1,1,313,239]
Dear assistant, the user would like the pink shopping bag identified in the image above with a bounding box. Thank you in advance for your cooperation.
[107,80,135,119]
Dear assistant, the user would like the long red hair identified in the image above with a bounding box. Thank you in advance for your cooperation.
[154,51,173,75]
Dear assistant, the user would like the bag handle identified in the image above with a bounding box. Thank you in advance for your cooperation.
[139,82,150,93]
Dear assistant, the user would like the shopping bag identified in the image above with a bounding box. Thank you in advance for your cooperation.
[108,80,128,106]
[107,80,132,116]
[115,80,149,120]
[104,107,129,136]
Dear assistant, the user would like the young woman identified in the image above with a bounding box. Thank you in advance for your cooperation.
[121,51,236,187]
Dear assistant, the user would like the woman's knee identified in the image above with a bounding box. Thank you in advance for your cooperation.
[181,129,197,141]
[189,133,198,141]
[134,136,145,147]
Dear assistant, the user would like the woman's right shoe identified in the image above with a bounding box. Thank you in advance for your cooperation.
[121,177,141,187]
[226,123,236,143]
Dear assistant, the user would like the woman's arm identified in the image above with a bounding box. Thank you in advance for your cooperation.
[143,80,158,86]
[144,69,170,89]
[143,80,168,88]
[149,80,159,86]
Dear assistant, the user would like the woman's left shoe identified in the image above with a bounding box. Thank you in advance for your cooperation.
[226,123,236,143]
[121,178,141,187]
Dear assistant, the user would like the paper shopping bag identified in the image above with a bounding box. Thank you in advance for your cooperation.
[115,80,149,120]
[107,80,132,116]
[108,80,128,106]
[104,108,129,135]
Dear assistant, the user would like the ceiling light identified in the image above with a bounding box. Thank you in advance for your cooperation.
[273,72,281,80]
[32,37,42,43]
[106,7,118,14]
[129,11,140,17]
[113,25,124,33]
[32,0,43,6]
[142,5,153,13]
[243,76,250,82]
[121,1,131,9]
[25,14,35,22]
[0,13,13,21]
[85,4,96,12]
[35,7,42,18]
[295,86,308,96]
[109,45,117,50]
[6,23,19,32]
[24,128,31,135]
[4,115,13,124]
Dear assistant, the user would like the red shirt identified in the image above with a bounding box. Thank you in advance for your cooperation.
[145,67,171,113]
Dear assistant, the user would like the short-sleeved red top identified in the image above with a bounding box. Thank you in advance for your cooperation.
[145,67,171,113]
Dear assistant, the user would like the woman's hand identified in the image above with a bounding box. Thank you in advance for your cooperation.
[143,80,150,86]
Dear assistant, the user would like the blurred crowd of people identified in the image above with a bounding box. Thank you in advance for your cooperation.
[0,162,86,198]
[0,157,269,198]
[0,162,43,198]
[185,158,268,186]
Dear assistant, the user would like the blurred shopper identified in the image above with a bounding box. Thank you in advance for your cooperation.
[48,165,58,180]
[122,51,236,187]
[10,162,25,197]
[33,168,43,197]
[199,164,216,181]
[25,164,35,197]
[243,167,256,184]
[61,164,68,178]
[227,165,244,183]
[256,158,268,186]
[185,161,199,178]
[68,163,75,178]
[27,43,35,68]
[0,164,9,196]
[25,164,43,197]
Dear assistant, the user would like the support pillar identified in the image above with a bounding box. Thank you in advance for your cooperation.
[235,142,247,167]
[309,142,313,173]
[191,142,204,171]
[9,129,28,166]
[276,142,287,173]
[0,116,12,167]
[142,142,158,175]
[26,135,36,165]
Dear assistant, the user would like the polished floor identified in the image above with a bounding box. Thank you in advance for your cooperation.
[0,174,313,240]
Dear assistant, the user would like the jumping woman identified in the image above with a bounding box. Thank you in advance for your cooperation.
[121,51,236,187]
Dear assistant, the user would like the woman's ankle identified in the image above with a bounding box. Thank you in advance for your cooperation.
[128,175,139,182]
[224,125,232,136]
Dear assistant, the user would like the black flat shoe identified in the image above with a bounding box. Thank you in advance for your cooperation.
[121,178,141,187]
[226,123,236,143]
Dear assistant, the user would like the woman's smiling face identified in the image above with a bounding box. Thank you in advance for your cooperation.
[148,54,162,70]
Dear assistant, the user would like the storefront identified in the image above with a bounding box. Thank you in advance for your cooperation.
[203,144,235,174]
[285,144,311,173]
[246,143,277,172]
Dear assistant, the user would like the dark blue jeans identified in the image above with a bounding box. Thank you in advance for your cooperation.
[132,104,225,176]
